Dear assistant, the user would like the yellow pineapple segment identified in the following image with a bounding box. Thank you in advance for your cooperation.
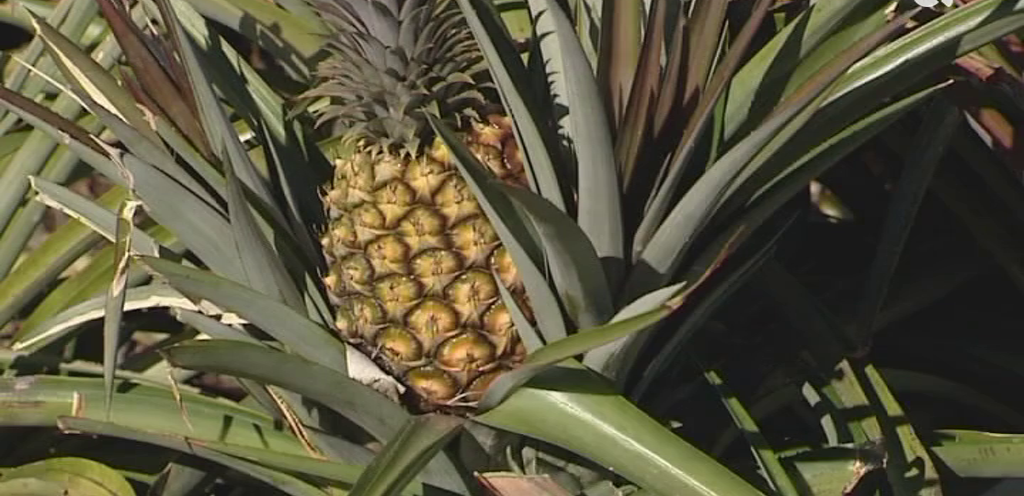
[322,118,530,410]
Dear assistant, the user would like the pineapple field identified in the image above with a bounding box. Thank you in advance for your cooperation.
[4,0,1024,494]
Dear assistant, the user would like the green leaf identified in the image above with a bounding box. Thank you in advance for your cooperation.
[56,417,330,496]
[632,0,772,259]
[481,231,738,409]
[0,457,135,496]
[13,284,220,352]
[932,430,1024,477]
[479,301,675,410]
[225,160,304,309]
[616,0,668,186]
[630,232,777,396]
[594,0,643,126]
[783,447,879,495]
[704,370,799,496]
[0,187,123,330]
[161,340,405,441]
[16,225,176,341]
[349,415,464,496]
[500,185,613,328]
[102,193,142,418]
[723,0,888,139]
[180,0,324,68]
[528,0,622,271]
[854,100,960,344]
[628,9,911,300]
[29,11,162,146]
[161,340,470,494]
[94,0,207,153]
[0,375,309,455]
[29,178,161,255]
[476,365,764,496]
[139,256,348,375]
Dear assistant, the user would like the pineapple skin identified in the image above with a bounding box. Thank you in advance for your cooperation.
[321,115,530,410]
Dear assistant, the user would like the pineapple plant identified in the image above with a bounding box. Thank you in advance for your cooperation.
[303,0,530,410]
[7,0,1024,494]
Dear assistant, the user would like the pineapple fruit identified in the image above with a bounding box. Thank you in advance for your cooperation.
[306,0,530,411]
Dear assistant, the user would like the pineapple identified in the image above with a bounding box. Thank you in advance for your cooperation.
[305,0,530,411]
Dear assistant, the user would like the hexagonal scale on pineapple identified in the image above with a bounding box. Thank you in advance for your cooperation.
[409,248,464,294]
[444,269,499,325]
[405,298,461,350]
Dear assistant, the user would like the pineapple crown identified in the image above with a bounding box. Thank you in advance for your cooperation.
[304,0,496,155]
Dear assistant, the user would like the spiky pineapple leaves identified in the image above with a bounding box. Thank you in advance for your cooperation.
[57,418,345,496]
[140,257,348,375]
[348,415,465,496]
[703,370,801,496]
[159,340,473,494]
[161,340,405,440]
[0,375,310,454]
[474,364,764,496]
[526,0,622,278]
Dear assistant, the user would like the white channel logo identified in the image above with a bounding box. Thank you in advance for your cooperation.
[914,0,953,6]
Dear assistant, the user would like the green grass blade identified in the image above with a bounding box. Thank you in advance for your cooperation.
[349,415,464,496]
